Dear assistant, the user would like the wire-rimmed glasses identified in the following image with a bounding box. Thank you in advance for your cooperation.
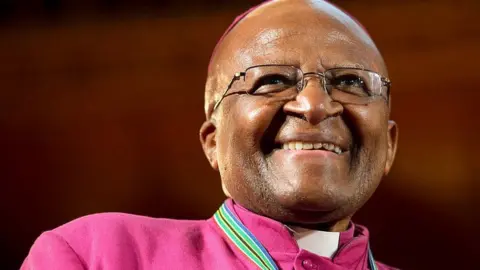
[213,64,391,111]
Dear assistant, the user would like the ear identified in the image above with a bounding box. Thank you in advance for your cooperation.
[384,120,398,176]
[199,120,219,171]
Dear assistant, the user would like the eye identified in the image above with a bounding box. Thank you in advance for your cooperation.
[250,74,294,94]
[334,74,364,87]
[330,74,370,96]
[257,74,291,87]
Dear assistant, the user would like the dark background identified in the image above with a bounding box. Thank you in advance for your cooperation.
[1,0,479,269]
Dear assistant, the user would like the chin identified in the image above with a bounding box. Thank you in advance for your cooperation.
[272,201,352,225]
[273,172,350,205]
[276,190,345,212]
[267,179,356,220]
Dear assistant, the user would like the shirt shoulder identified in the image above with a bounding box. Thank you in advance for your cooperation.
[55,212,205,240]
[24,213,213,269]
[56,212,209,252]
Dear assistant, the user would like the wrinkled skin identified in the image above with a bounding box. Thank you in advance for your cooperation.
[200,0,398,231]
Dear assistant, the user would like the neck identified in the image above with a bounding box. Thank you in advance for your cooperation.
[286,217,351,232]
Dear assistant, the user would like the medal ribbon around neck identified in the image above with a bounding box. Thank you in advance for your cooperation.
[214,202,378,270]
[213,203,279,270]
[368,244,378,270]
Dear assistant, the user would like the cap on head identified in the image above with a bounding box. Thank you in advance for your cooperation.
[207,0,274,72]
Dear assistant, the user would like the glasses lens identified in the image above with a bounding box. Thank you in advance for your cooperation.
[244,65,302,95]
[324,69,386,103]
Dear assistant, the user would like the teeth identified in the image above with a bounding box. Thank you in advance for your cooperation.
[295,142,303,150]
[289,142,296,150]
[314,143,323,149]
[303,143,313,150]
[281,142,343,154]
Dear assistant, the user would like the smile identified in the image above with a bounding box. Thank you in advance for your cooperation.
[280,142,344,154]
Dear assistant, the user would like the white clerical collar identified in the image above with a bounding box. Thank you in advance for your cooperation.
[286,226,340,258]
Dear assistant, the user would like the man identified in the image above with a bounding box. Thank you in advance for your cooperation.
[22,0,398,269]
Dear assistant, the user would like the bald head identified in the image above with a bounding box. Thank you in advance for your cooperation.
[205,0,386,119]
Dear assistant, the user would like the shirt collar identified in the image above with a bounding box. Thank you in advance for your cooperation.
[209,199,374,268]
[292,228,340,258]
[222,199,364,255]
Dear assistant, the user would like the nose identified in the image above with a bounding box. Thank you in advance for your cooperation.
[283,76,343,125]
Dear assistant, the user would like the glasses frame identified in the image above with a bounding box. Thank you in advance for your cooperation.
[212,64,391,111]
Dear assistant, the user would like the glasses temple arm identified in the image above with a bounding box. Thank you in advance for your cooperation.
[212,74,242,111]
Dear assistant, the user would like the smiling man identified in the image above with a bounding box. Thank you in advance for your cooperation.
[22,1,398,269]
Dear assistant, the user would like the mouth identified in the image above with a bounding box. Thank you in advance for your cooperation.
[276,141,346,155]
[275,141,346,155]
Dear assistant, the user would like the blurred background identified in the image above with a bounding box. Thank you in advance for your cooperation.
[1,0,479,269]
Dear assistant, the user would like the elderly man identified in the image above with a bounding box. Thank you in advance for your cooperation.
[22,0,398,269]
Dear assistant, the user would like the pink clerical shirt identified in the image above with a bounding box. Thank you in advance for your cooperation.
[22,199,396,269]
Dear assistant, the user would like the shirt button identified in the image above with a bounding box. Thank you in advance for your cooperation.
[302,259,314,269]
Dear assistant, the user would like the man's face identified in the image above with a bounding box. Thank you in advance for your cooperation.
[201,1,397,226]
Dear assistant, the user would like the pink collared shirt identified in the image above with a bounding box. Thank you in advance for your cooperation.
[22,199,395,269]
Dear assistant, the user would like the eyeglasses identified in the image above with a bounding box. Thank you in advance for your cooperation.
[213,64,391,111]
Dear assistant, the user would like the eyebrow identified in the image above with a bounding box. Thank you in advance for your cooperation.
[329,62,366,69]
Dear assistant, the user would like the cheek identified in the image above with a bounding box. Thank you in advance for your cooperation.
[216,98,283,199]
[226,97,282,144]
[348,103,390,169]
[217,97,282,166]
[350,103,388,142]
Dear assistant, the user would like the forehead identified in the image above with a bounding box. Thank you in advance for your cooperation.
[214,0,386,76]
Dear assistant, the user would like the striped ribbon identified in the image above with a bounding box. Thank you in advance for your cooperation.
[368,244,378,270]
[214,202,378,270]
[213,203,279,270]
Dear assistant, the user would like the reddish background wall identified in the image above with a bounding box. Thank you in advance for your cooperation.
[1,1,479,269]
